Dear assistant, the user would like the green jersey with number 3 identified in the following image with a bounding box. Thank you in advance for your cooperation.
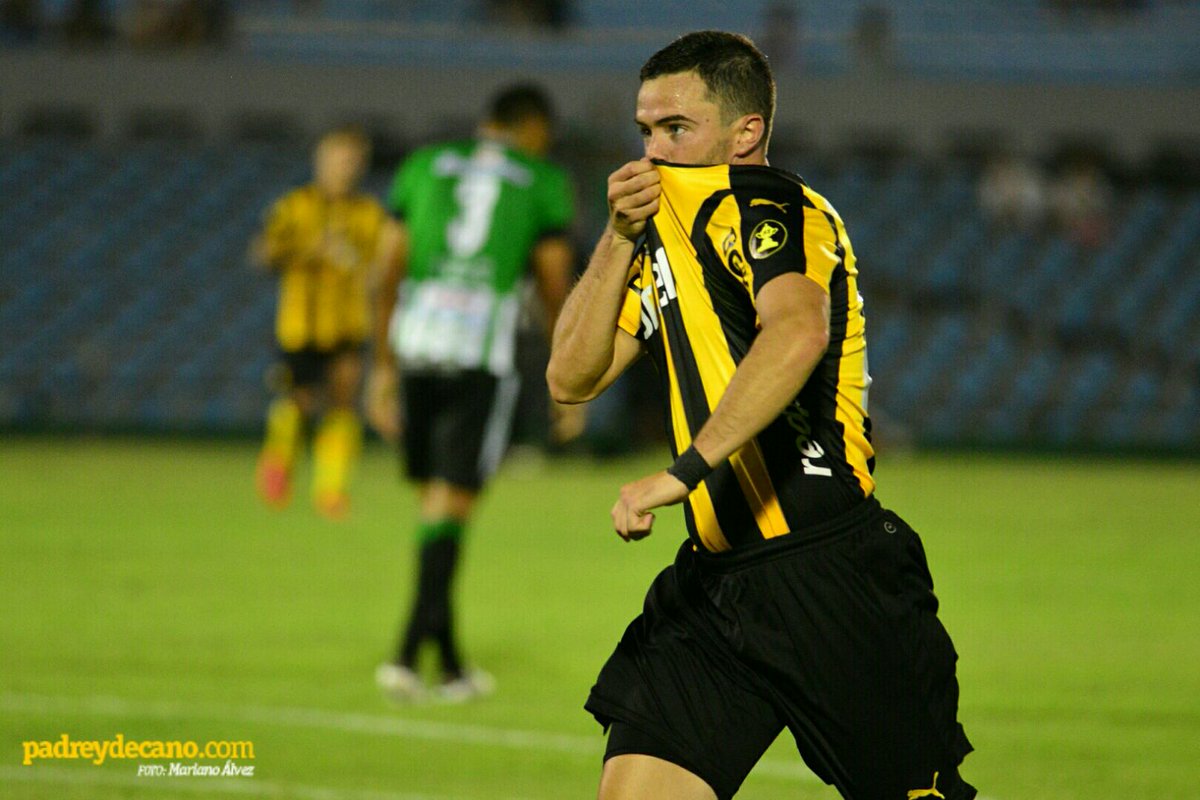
[387,138,574,375]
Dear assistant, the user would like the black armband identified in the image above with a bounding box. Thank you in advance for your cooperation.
[667,444,714,492]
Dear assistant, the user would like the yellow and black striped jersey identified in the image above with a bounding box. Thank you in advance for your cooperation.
[618,163,875,553]
[261,185,388,352]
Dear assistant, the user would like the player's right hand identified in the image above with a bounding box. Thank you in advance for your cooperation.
[607,159,661,242]
[365,363,402,444]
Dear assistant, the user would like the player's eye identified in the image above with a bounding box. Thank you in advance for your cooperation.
[637,126,651,138]
[669,125,686,136]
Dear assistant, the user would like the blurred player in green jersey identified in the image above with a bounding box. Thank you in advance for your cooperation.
[368,84,575,702]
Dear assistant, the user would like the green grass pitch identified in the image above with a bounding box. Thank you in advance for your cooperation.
[1,438,1198,798]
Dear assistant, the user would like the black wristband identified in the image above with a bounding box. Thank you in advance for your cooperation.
[667,444,713,491]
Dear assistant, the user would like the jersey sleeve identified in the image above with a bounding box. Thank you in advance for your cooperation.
[616,248,649,338]
[536,165,575,237]
[736,175,841,298]
[358,197,388,257]
[386,151,423,220]
[374,197,391,236]
[261,191,299,266]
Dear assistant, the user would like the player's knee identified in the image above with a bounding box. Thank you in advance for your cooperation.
[598,754,718,800]
[291,388,318,417]
[328,377,359,408]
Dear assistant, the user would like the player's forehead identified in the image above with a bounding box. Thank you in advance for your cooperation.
[635,71,719,126]
[317,136,366,159]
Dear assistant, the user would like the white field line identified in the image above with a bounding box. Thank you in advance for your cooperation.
[0,764,494,800]
[0,692,817,783]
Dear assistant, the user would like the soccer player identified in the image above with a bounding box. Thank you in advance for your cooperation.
[254,127,396,519]
[368,84,575,702]
[547,31,976,800]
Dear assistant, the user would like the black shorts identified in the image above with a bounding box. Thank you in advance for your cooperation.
[400,369,520,492]
[279,343,361,388]
[586,497,976,800]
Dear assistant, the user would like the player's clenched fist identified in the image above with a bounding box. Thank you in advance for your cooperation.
[610,470,689,542]
[607,159,661,242]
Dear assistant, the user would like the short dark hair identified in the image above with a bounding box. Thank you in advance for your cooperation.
[487,83,555,128]
[640,30,776,144]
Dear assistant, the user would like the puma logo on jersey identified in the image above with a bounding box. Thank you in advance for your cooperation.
[750,198,789,213]
[749,219,787,259]
[907,772,945,799]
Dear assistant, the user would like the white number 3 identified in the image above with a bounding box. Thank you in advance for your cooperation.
[446,172,501,259]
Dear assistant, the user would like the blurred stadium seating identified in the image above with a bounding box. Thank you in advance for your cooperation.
[233,0,1200,83]
[10,0,1199,81]
[2,135,1196,449]
[1,1,1197,451]
[0,139,299,432]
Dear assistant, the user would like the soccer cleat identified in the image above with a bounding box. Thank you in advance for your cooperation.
[375,663,427,705]
[435,668,496,704]
[255,454,292,509]
[314,490,349,520]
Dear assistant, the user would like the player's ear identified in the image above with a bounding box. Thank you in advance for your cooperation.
[732,114,766,159]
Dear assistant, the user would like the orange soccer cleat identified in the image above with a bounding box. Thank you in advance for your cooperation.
[314,490,350,521]
[255,454,292,509]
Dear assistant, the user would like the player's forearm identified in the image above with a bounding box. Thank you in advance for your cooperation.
[370,222,407,367]
[370,262,402,366]
[691,324,827,467]
[252,233,289,271]
[546,227,634,402]
[532,237,574,343]
[371,297,395,367]
[266,228,325,269]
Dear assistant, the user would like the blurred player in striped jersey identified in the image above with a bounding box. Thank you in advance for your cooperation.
[253,127,399,519]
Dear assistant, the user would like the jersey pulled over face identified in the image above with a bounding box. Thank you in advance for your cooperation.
[618,163,875,552]
[388,139,574,375]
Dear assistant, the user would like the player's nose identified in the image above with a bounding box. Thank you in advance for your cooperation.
[643,133,668,162]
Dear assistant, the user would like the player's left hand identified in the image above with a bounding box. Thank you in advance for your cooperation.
[365,363,401,443]
[611,470,689,542]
